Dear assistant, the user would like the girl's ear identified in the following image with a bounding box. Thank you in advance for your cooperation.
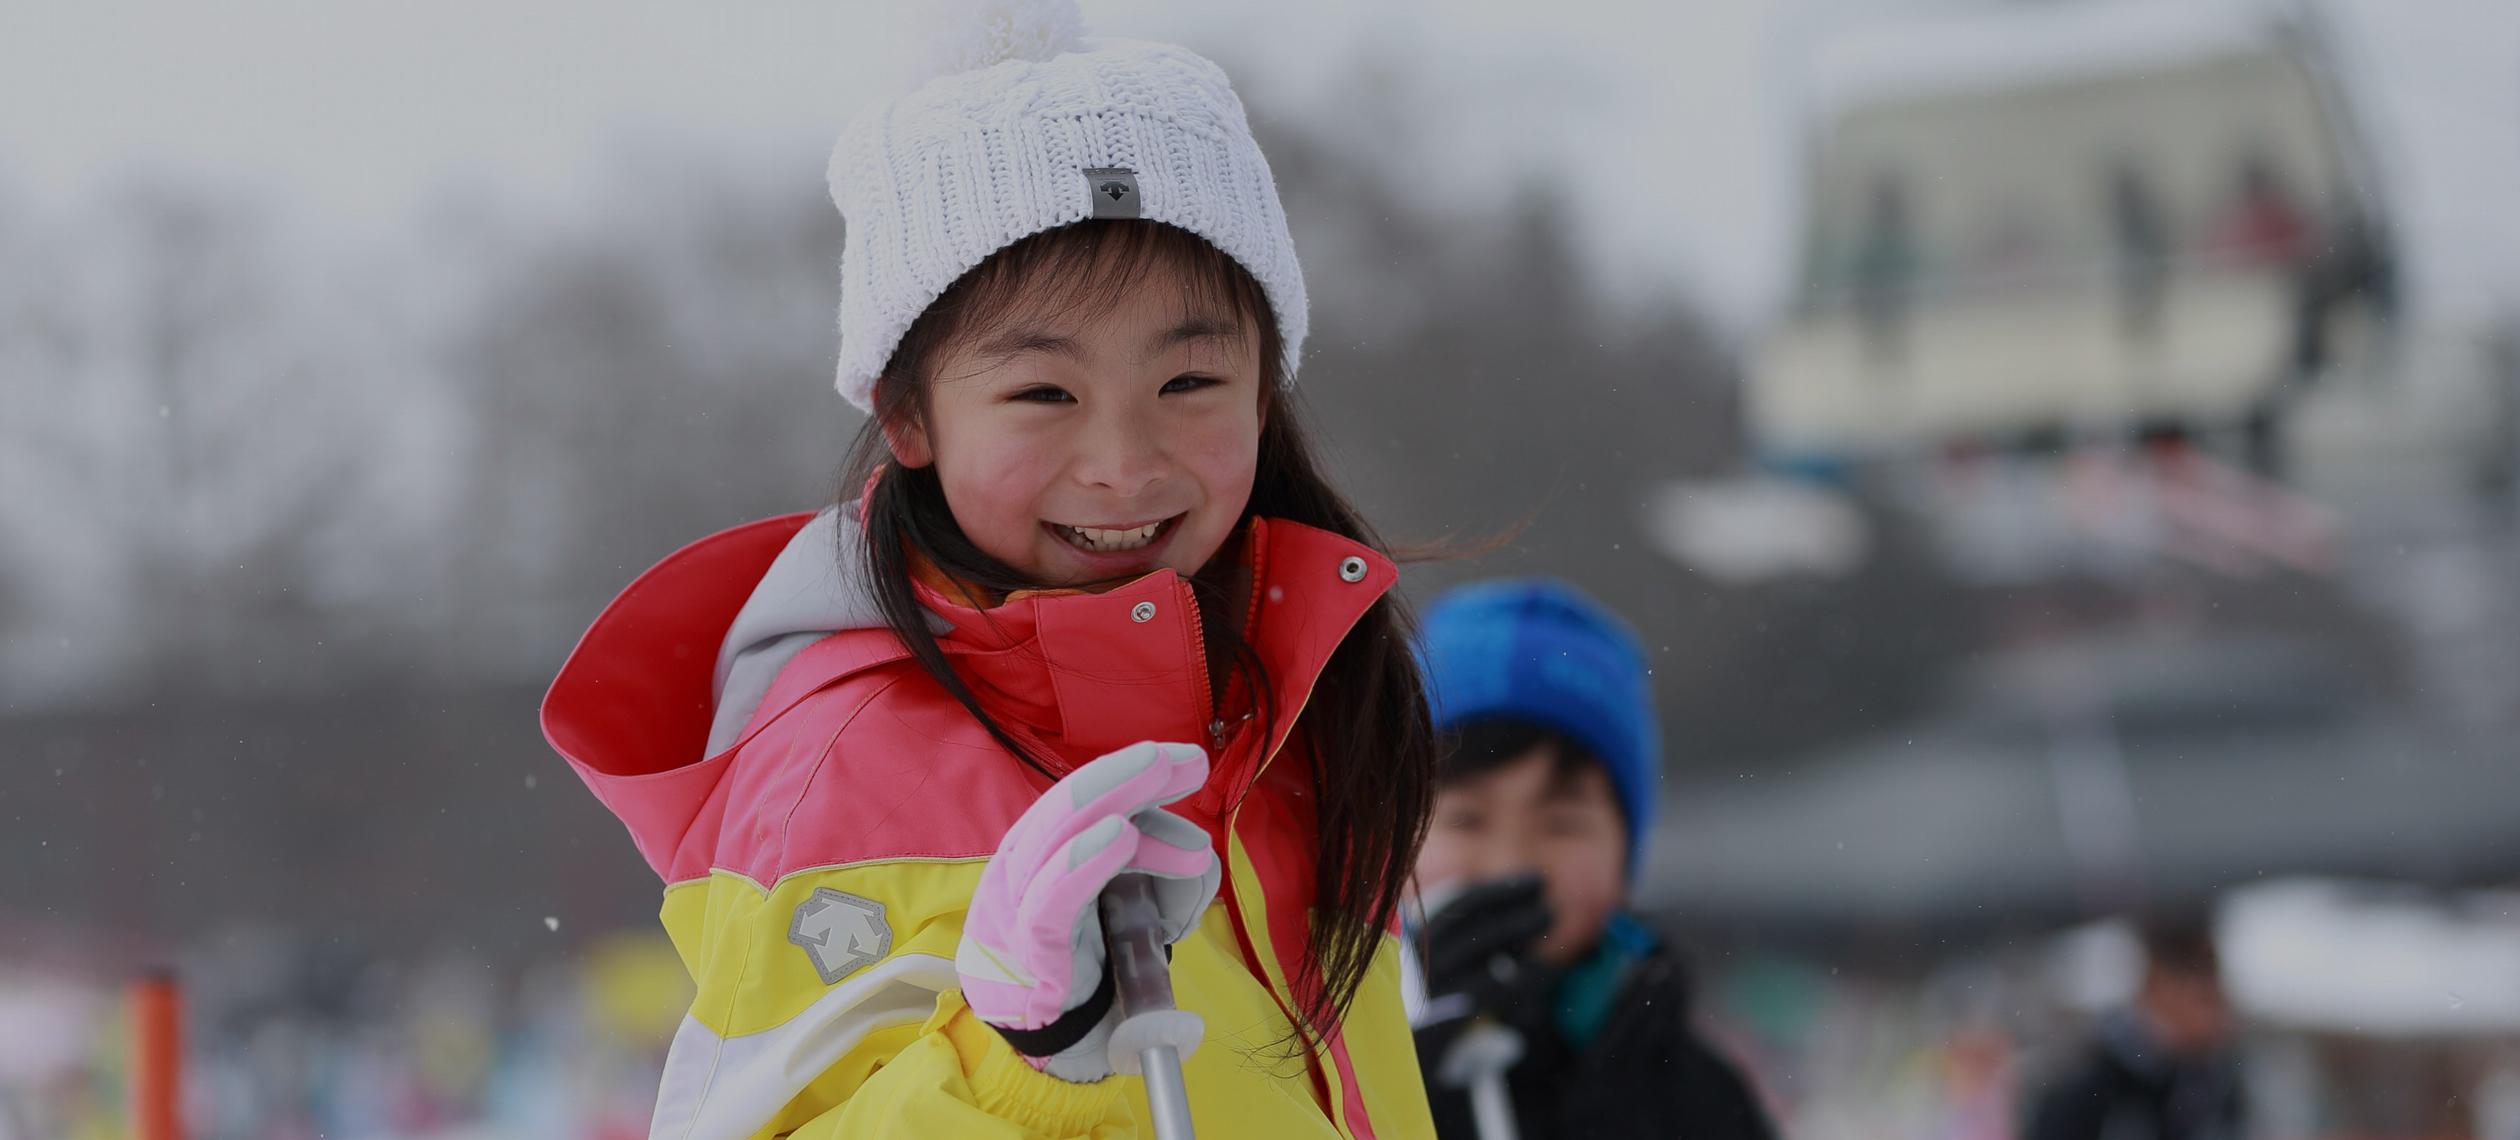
[882,416,934,469]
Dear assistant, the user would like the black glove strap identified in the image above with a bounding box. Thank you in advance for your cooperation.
[992,962,1117,1059]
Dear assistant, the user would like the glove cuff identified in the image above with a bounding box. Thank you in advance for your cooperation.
[992,960,1117,1059]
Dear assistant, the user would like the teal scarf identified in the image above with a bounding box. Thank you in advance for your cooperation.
[1552,911,1658,1047]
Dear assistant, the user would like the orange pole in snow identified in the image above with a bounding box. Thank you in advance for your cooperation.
[131,971,183,1140]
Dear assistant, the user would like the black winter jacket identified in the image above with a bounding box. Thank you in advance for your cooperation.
[1413,936,1776,1140]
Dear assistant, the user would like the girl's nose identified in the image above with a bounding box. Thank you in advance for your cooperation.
[1072,404,1168,497]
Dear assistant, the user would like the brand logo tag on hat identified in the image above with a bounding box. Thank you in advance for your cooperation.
[1085,167,1140,220]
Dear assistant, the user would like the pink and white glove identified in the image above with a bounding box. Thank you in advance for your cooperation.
[955,740,1220,1083]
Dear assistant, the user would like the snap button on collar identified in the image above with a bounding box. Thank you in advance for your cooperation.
[1338,556,1368,583]
[1131,601,1158,623]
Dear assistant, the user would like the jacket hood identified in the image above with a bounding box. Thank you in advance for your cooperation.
[541,505,896,871]
[704,503,926,756]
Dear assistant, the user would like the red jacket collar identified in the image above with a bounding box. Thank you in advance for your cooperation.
[911,517,1396,773]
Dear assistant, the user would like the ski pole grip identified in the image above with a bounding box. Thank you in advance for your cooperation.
[1098,873,1205,1073]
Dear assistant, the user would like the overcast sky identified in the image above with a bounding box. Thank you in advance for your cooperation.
[3,0,2514,331]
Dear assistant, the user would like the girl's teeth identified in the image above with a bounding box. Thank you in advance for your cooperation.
[1064,523,1162,551]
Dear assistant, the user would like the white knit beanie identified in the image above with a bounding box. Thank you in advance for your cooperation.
[826,1,1308,413]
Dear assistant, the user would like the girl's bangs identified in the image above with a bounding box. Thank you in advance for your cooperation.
[918,221,1280,388]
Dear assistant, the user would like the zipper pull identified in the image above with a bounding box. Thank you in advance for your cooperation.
[1209,711,1253,750]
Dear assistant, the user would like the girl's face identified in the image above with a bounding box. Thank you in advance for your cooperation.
[888,257,1266,589]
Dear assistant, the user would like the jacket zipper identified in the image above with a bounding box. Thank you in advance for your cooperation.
[1185,523,1271,754]
[1180,576,1222,750]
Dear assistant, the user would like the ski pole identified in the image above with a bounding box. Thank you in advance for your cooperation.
[1436,1019,1524,1140]
[1100,874,1203,1140]
[1412,879,1528,1140]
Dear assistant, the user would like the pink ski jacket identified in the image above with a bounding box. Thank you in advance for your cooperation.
[543,503,1436,1139]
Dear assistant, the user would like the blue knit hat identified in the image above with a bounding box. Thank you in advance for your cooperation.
[1417,578,1660,876]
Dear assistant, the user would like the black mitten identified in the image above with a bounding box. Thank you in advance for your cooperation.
[1418,873,1559,1035]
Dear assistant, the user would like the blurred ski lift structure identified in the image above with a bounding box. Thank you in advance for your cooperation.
[1654,0,2422,928]
[1647,0,2520,969]
[1737,0,2479,583]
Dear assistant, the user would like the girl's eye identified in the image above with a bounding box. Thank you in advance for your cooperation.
[1161,374,1221,395]
[1009,385,1075,404]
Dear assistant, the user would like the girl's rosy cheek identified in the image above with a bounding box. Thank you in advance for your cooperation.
[937,465,1036,555]
[953,442,1049,504]
[1186,420,1261,489]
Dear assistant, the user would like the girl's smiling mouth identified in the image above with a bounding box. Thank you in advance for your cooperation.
[1045,514,1184,555]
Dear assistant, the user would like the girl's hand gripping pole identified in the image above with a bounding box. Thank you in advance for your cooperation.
[1100,873,1202,1140]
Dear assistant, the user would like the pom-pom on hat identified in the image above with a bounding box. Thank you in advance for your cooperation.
[827,0,1308,412]
[1417,579,1663,877]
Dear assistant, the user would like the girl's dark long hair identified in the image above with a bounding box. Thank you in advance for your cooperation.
[838,220,1436,1049]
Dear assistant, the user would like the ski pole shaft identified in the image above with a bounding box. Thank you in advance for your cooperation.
[1468,1066,1518,1140]
[1136,1041,1195,1140]
[1438,1020,1524,1140]
[1100,874,1201,1140]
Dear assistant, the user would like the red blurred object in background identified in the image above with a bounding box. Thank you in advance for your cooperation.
[131,971,183,1140]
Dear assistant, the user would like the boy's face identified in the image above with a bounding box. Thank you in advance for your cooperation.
[887,256,1265,589]
[1415,744,1627,966]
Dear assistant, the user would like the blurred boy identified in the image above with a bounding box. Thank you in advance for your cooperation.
[1409,578,1774,1140]
[2025,916,2245,1140]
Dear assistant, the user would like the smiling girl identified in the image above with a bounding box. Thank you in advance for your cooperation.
[541,5,1440,1137]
